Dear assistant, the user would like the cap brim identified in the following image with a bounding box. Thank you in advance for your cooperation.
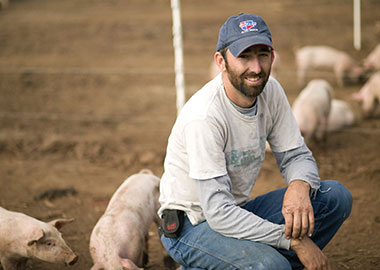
[228,35,273,57]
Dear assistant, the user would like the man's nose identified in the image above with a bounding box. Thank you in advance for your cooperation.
[247,57,262,74]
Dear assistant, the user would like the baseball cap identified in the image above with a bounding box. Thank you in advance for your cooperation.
[216,13,273,57]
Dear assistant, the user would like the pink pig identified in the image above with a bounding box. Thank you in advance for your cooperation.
[292,79,334,142]
[363,44,380,72]
[327,99,355,132]
[0,207,78,270]
[352,71,380,117]
[89,169,161,270]
[295,46,363,87]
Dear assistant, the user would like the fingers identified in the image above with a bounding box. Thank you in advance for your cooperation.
[308,211,315,237]
[284,210,314,239]
[283,212,293,239]
[300,212,309,238]
[291,211,306,239]
[292,212,301,239]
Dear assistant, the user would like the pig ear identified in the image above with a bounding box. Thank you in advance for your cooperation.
[48,218,75,231]
[27,228,45,246]
[120,258,143,270]
[351,92,363,101]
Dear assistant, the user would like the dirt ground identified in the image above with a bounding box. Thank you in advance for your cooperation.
[1,0,380,269]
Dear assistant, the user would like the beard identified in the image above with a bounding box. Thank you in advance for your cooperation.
[225,62,271,99]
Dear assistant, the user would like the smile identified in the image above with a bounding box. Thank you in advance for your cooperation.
[245,76,262,83]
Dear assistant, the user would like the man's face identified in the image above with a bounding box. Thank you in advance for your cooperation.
[224,45,273,100]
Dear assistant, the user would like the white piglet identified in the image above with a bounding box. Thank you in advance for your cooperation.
[352,71,380,117]
[0,207,78,270]
[89,169,161,270]
[295,45,362,87]
[327,99,355,132]
[292,79,334,142]
[363,43,380,72]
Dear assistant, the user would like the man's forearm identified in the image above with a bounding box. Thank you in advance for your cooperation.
[195,175,291,249]
[273,143,320,192]
[290,237,331,270]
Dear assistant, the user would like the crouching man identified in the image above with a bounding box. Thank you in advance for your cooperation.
[158,13,352,270]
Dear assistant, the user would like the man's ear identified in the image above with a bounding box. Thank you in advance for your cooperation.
[214,52,226,72]
[271,50,275,65]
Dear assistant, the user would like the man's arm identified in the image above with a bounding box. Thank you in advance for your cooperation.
[273,143,320,239]
[195,174,291,250]
[273,143,320,194]
[273,144,331,269]
[290,236,331,270]
[282,180,314,239]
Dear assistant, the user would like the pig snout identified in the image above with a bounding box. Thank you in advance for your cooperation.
[65,253,79,266]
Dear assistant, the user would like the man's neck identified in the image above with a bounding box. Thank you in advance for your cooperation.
[222,77,256,108]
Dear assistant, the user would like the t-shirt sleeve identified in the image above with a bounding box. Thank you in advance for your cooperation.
[273,143,321,193]
[183,119,227,180]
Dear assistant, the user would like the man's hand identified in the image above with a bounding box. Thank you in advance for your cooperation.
[282,180,314,239]
[291,236,331,270]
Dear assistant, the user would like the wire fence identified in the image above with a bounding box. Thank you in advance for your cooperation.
[0,111,174,124]
[0,66,215,76]
[0,66,341,78]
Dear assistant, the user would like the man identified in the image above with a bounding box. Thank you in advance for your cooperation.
[158,13,352,270]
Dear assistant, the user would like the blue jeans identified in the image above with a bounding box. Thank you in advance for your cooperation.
[160,180,352,270]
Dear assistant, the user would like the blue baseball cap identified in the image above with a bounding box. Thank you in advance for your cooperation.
[216,13,273,57]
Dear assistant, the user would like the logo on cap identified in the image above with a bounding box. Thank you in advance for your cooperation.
[239,20,258,33]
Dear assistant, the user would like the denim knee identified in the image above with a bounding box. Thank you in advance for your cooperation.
[162,232,292,270]
[321,180,353,220]
[250,254,292,270]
